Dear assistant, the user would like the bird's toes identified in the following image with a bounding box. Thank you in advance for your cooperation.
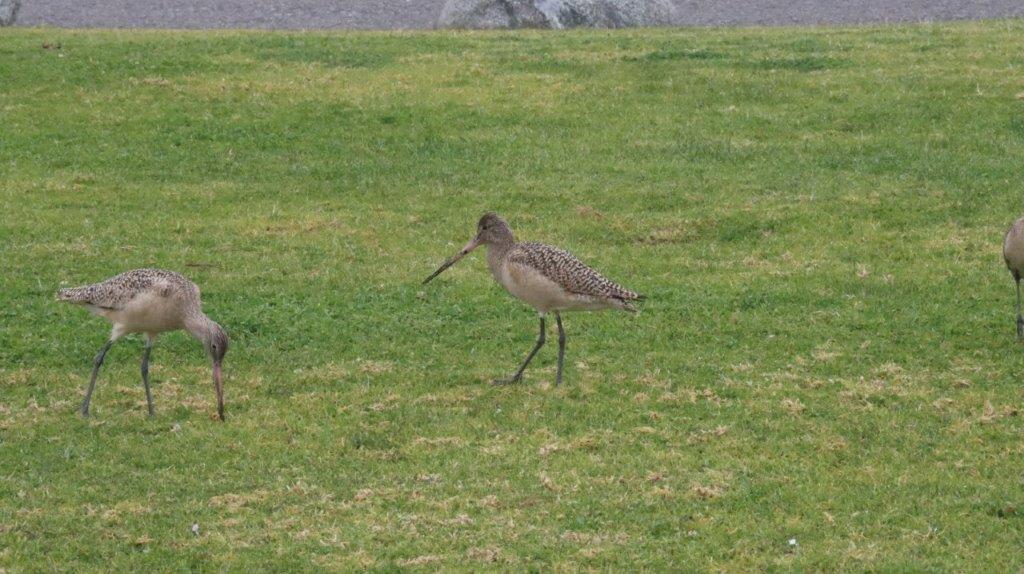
[492,377,520,386]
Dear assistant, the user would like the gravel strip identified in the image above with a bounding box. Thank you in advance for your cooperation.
[11,0,1024,30]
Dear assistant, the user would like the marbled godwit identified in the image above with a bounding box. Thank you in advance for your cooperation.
[424,213,642,385]
[1004,217,1024,339]
[57,268,229,420]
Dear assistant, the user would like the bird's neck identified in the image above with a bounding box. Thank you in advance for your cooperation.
[486,239,515,276]
[184,312,215,342]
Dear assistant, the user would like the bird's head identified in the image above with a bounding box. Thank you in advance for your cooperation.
[423,213,515,284]
[200,320,229,421]
[475,212,514,246]
[202,320,230,366]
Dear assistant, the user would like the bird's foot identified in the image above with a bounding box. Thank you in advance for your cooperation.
[1017,316,1023,340]
[492,375,522,386]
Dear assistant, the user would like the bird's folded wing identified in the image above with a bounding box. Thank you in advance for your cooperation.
[508,242,638,300]
[83,274,170,310]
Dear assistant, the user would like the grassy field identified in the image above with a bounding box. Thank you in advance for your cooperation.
[2,20,1024,571]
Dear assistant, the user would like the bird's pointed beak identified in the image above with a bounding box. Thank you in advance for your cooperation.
[423,235,480,284]
[212,361,225,422]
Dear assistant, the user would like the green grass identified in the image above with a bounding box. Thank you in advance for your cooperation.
[2,20,1024,570]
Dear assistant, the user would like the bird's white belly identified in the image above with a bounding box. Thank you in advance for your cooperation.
[498,261,611,313]
[105,292,185,335]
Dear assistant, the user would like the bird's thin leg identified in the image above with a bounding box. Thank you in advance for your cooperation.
[494,315,546,386]
[1016,277,1023,340]
[81,340,114,417]
[140,337,155,416]
[555,312,566,386]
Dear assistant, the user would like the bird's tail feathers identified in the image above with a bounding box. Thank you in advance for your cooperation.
[622,289,645,312]
[57,286,93,303]
[616,295,643,313]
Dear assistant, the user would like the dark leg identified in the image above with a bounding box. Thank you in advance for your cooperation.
[555,312,566,386]
[1016,277,1023,340]
[81,340,114,417]
[141,339,155,416]
[494,316,546,385]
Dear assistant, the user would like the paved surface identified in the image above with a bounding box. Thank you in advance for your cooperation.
[11,0,1024,29]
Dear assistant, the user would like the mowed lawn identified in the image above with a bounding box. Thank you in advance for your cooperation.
[2,20,1024,570]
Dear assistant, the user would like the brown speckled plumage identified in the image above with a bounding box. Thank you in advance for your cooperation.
[58,268,229,420]
[58,268,200,312]
[507,242,642,311]
[423,213,642,386]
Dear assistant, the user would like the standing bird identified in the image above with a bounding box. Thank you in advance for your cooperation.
[423,213,642,385]
[57,268,229,420]
[1004,217,1024,339]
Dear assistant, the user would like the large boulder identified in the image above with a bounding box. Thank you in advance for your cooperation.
[0,0,19,26]
[438,0,675,29]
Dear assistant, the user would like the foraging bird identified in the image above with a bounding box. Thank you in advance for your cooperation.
[57,268,229,420]
[424,213,642,385]
[1004,217,1024,339]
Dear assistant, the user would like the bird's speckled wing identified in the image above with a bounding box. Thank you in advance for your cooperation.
[507,242,641,302]
[57,268,195,309]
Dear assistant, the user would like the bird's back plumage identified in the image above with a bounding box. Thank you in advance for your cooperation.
[507,242,642,309]
[58,268,198,310]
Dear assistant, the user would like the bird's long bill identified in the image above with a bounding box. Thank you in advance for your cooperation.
[423,236,480,284]
[213,362,225,422]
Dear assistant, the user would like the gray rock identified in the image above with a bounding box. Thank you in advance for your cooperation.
[438,0,674,29]
[0,0,19,26]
